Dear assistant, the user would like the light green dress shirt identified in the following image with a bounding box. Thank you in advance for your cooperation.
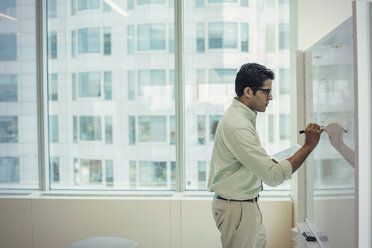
[207,98,292,200]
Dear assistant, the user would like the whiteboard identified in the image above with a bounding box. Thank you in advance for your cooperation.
[304,17,357,248]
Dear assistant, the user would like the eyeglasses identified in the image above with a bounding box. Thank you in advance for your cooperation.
[252,87,272,98]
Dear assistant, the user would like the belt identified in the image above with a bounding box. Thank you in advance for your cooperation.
[214,194,259,202]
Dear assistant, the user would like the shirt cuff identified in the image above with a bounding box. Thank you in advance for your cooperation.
[278,159,292,180]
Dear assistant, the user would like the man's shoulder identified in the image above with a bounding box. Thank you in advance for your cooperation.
[221,106,254,131]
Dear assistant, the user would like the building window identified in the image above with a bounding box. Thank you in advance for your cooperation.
[138,70,166,98]
[197,115,206,144]
[279,23,289,50]
[209,115,222,141]
[139,161,167,186]
[103,27,111,55]
[72,73,77,100]
[104,71,112,100]
[241,23,249,52]
[127,25,135,54]
[169,70,175,99]
[208,22,237,49]
[77,0,100,11]
[0,157,20,183]
[73,116,78,143]
[71,30,77,57]
[48,74,58,101]
[48,0,57,17]
[196,23,205,53]
[241,0,248,6]
[138,0,165,5]
[105,116,113,144]
[0,0,16,16]
[48,32,58,59]
[138,116,166,142]
[137,24,166,51]
[170,116,175,145]
[128,116,136,144]
[196,0,204,7]
[49,116,59,143]
[0,116,18,143]
[0,75,17,102]
[127,0,135,10]
[103,2,111,11]
[279,114,290,140]
[279,68,290,94]
[128,71,135,100]
[169,24,174,53]
[197,161,207,186]
[266,23,276,52]
[50,157,60,183]
[0,34,17,61]
[78,28,101,54]
[78,72,101,97]
[129,160,137,186]
[75,159,102,184]
[79,116,102,141]
[105,160,114,186]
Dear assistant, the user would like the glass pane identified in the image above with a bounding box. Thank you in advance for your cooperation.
[0,1,38,189]
[184,0,291,190]
[47,2,174,189]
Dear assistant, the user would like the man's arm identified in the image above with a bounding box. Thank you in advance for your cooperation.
[288,123,324,173]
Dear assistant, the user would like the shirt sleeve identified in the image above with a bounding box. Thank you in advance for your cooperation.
[226,127,292,187]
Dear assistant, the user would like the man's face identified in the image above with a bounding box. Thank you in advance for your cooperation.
[249,79,273,112]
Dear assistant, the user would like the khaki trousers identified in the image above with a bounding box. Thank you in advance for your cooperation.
[212,197,267,248]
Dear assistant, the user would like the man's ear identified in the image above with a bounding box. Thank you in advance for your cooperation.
[244,87,252,98]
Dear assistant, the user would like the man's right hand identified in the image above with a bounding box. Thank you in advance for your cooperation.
[304,123,324,150]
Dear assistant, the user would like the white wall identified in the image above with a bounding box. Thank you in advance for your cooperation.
[0,196,292,248]
[298,0,353,50]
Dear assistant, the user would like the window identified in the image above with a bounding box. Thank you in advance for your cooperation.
[137,24,166,51]
[105,160,114,186]
[208,22,237,49]
[49,116,59,143]
[197,115,206,144]
[0,75,17,102]
[127,0,135,10]
[104,71,112,100]
[279,114,290,140]
[138,70,166,97]
[47,0,57,17]
[48,32,58,59]
[138,116,166,142]
[0,34,17,61]
[266,23,276,52]
[105,116,113,144]
[77,0,100,11]
[268,115,274,143]
[241,0,248,6]
[196,23,205,53]
[71,31,77,57]
[50,157,60,183]
[138,0,165,5]
[103,27,111,55]
[169,24,174,53]
[127,25,135,54]
[75,159,102,184]
[197,161,207,187]
[196,0,204,7]
[78,28,100,54]
[139,161,167,187]
[241,23,249,52]
[0,116,18,143]
[128,116,136,144]
[279,23,289,50]
[209,115,222,141]
[79,116,102,141]
[279,69,290,94]
[48,74,58,101]
[0,157,20,183]
[78,72,101,97]
[170,116,175,145]
[0,0,16,16]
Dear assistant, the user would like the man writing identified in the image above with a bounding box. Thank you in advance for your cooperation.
[207,63,323,248]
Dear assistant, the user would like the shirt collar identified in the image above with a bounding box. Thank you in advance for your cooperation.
[232,98,257,126]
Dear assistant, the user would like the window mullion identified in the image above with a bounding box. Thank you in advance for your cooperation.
[175,0,184,192]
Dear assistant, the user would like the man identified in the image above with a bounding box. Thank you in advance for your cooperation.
[207,63,323,248]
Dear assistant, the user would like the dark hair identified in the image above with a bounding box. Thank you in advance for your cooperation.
[235,63,275,97]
